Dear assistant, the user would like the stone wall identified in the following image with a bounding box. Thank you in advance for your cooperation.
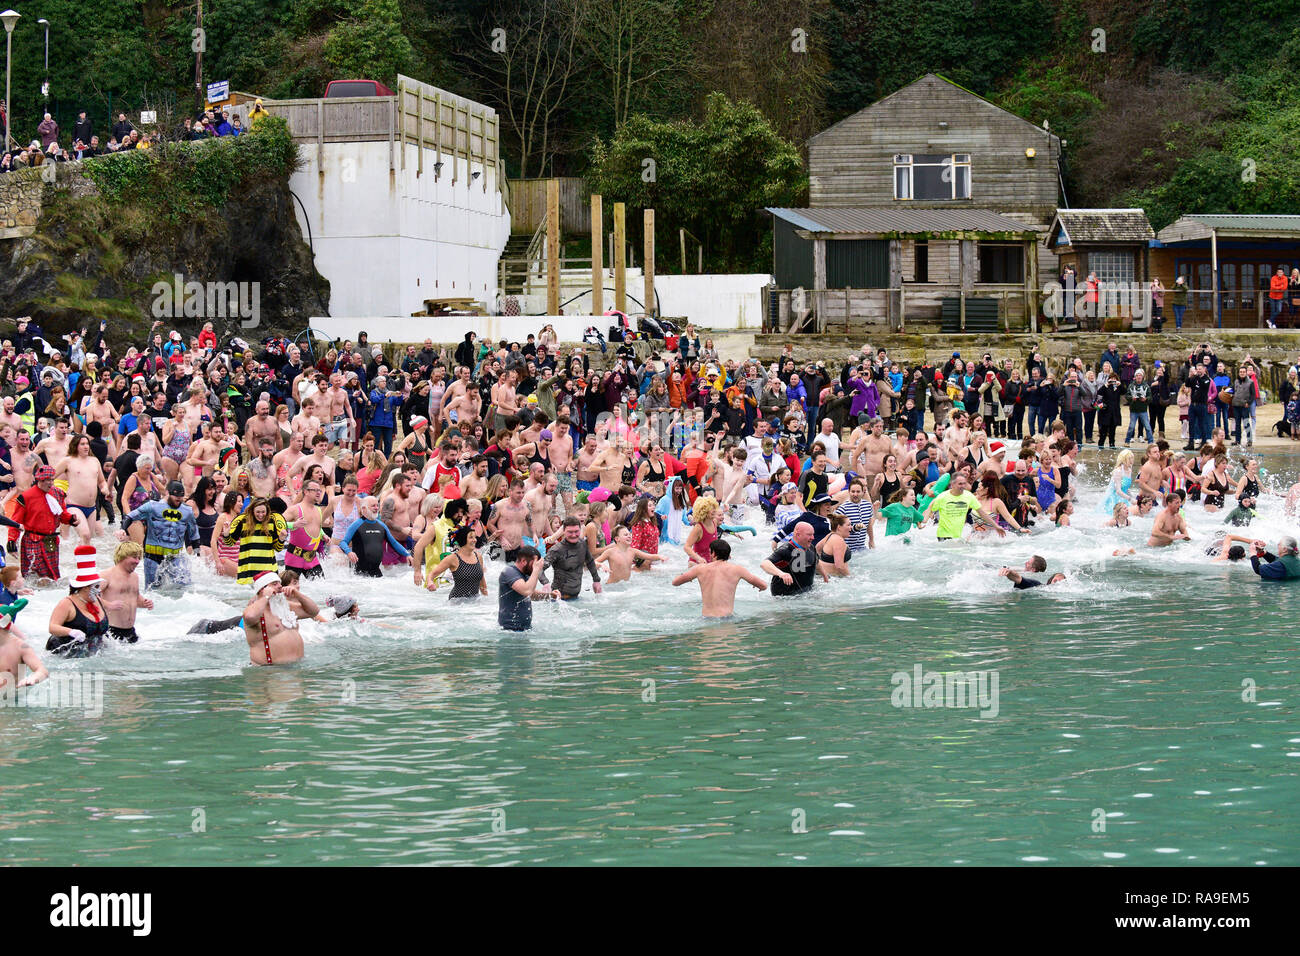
[751,331,1300,393]
[0,163,97,240]
[0,166,46,239]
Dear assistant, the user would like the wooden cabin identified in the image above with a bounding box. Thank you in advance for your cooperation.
[807,73,1063,269]
[1151,215,1300,328]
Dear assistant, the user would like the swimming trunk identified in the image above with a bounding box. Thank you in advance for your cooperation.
[108,625,139,643]
[556,472,574,494]
[72,504,96,518]
[577,479,598,493]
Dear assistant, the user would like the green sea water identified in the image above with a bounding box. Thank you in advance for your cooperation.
[3,449,1299,866]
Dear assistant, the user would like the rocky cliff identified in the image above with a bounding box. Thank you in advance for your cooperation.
[0,155,329,346]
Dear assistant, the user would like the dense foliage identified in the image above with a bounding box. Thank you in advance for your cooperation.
[588,94,806,273]
[83,116,298,220]
[6,0,1300,258]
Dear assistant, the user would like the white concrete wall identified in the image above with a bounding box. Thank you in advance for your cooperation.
[289,142,511,317]
[512,272,771,330]
[311,315,602,346]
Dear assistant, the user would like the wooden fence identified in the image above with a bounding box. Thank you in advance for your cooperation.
[506,177,589,236]
[258,74,505,200]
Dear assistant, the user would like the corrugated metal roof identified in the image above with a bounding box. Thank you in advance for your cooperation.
[1158,214,1300,243]
[1050,208,1154,244]
[766,206,1038,237]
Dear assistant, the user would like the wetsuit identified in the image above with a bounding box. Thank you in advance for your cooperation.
[339,517,410,577]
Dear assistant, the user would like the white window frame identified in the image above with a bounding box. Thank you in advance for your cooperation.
[893,153,971,201]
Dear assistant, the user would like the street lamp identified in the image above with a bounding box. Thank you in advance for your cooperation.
[37,18,47,99]
[1,10,19,153]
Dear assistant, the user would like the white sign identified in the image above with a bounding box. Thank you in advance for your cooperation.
[40,81,49,98]
[205,80,229,103]
[139,110,157,125]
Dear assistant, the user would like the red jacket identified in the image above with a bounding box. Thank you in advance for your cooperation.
[198,329,218,350]
[13,485,75,535]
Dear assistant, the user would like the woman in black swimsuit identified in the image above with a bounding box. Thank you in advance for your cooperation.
[425,526,487,601]
[816,514,853,576]
[191,477,220,552]
[46,571,112,657]
[1235,458,1261,500]
[875,454,902,506]
[1202,454,1232,510]
[636,444,668,497]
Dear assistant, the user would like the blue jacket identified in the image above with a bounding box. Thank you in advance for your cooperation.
[368,389,400,428]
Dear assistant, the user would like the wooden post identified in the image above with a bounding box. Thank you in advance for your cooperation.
[900,282,907,332]
[643,208,655,317]
[591,194,604,317]
[316,100,324,174]
[680,228,687,274]
[434,92,441,179]
[399,83,406,171]
[1211,227,1220,328]
[812,237,827,333]
[844,288,850,332]
[888,239,902,331]
[958,239,966,331]
[614,202,627,314]
[416,91,423,177]
[1026,239,1038,333]
[546,179,561,316]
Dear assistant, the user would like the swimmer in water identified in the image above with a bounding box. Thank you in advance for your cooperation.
[671,538,767,617]
[997,566,1065,589]
[1147,492,1191,547]
[242,571,304,666]
[0,598,42,689]
[596,525,664,584]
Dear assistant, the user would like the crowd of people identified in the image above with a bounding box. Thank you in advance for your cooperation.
[2,315,1299,691]
[1,100,270,174]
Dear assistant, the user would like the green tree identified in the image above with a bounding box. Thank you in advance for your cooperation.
[322,0,416,86]
[588,93,805,272]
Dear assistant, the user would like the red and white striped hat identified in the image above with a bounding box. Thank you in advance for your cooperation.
[69,545,102,589]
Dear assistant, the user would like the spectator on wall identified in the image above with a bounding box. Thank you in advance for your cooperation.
[73,110,92,145]
[37,113,59,149]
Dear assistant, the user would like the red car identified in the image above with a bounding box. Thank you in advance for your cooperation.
[324,79,396,98]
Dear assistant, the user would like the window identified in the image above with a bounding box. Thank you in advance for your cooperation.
[1241,264,1255,308]
[893,153,971,200]
[1088,250,1135,289]
[914,240,929,282]
[1221,263,1237,309]
[1197,263,1212,310]
[978,243,1023,283]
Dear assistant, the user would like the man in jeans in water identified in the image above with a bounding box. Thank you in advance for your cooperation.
[1124,368,1154,445]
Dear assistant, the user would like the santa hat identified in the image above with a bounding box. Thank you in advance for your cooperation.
[69,545,102,589]
[252,571,279,593]
[989,440,1006,456]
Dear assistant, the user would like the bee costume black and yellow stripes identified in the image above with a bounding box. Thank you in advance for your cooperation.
[222,511,289,585]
